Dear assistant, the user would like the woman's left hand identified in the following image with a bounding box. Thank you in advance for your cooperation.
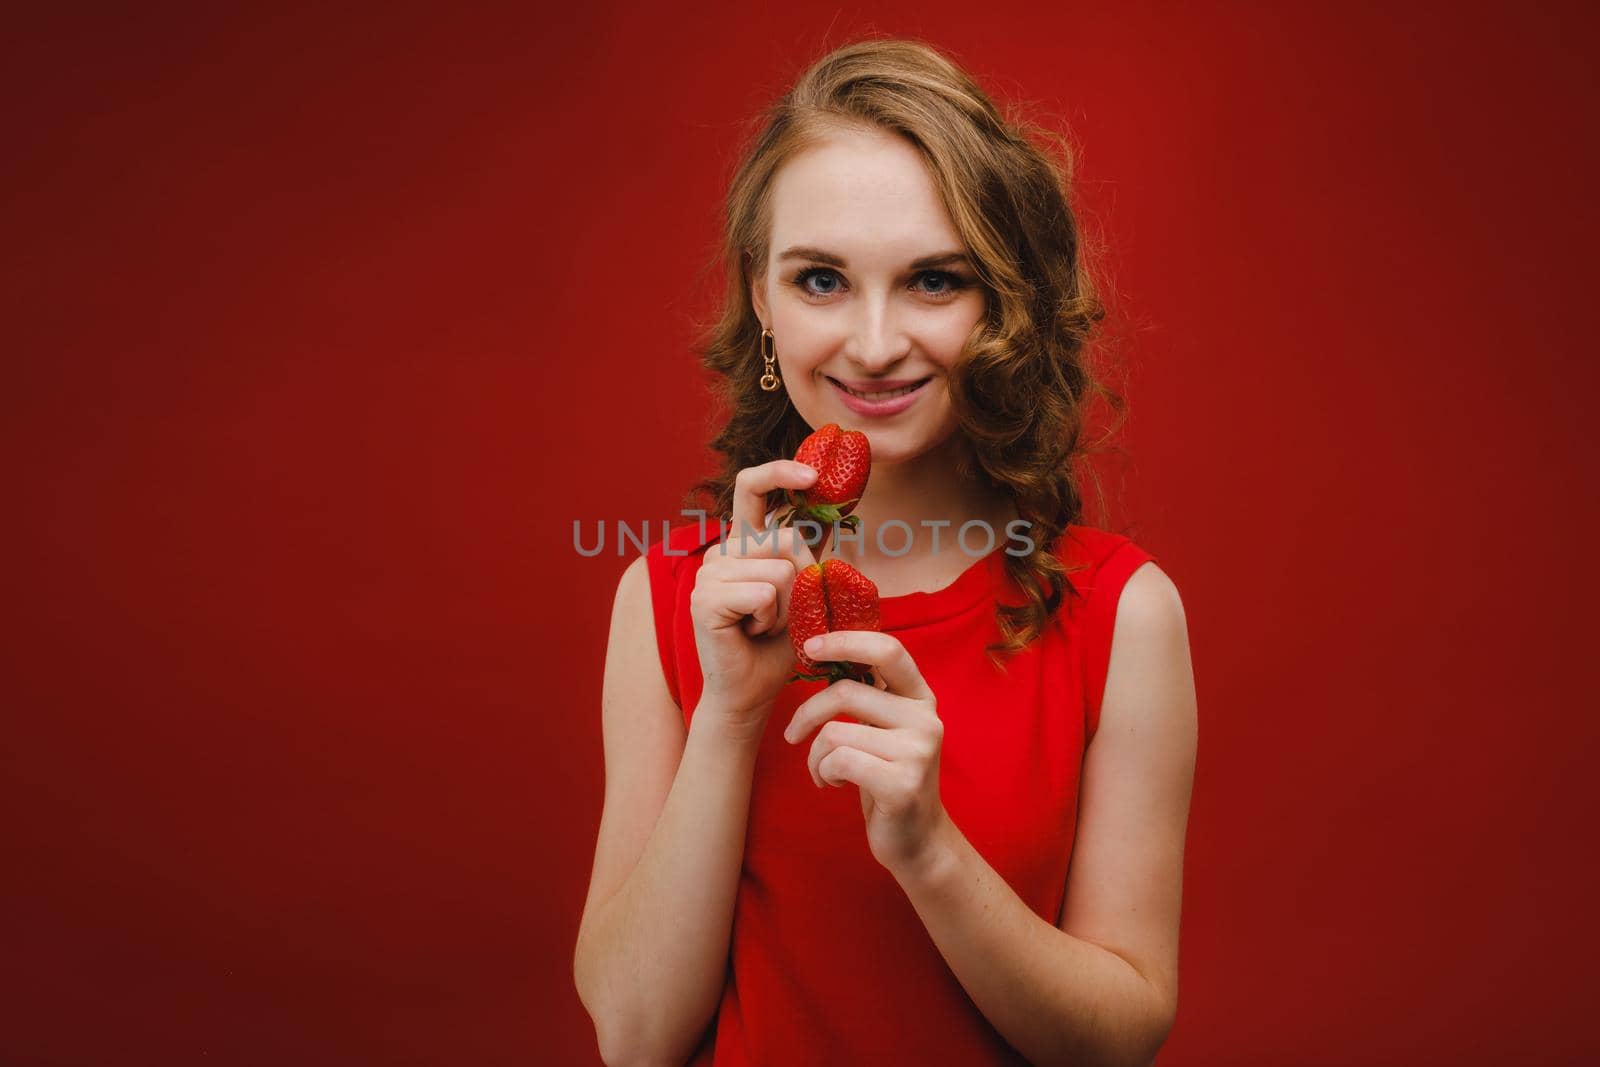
[783,630,951,881]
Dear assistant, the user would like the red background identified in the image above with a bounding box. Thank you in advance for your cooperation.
[4,3,1596,1064]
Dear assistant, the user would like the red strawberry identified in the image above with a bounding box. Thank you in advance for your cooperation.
[780,424,871,540]
[788,558,881,686]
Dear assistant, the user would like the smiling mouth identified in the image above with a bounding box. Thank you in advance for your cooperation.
[827,377,932,401]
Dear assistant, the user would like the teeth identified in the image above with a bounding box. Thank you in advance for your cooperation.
[839,380,924,401]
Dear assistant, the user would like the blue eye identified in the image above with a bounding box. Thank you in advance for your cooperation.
[789,267,972,301]
[793,267,844,296]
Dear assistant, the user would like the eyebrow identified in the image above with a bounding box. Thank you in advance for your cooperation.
[777,245,972,270]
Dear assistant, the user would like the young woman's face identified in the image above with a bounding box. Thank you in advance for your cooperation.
[752,126,988,466]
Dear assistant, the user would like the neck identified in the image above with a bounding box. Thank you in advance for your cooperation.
[842,433,1018,564]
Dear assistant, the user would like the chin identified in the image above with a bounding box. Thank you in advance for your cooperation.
[858,423,952,466]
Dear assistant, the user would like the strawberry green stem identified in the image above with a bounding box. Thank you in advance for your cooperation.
[788,661,876,686]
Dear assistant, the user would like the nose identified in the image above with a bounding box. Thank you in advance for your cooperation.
[844,291,909,374]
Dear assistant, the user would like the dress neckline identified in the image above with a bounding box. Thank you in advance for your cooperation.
[877,542,1011,630]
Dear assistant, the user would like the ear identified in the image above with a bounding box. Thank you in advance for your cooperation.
[747,249,770,326]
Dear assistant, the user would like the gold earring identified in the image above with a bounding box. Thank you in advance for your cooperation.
[759,328,782,392]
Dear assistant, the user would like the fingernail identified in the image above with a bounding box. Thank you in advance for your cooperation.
[804,636,823,655]
[796,464,816,482]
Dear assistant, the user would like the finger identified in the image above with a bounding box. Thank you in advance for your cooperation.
[729,461,818,553]
[709,552,802,634]
[783,678,915,743]
[711,557,796,632]
[798,631,935,701]
[721,521,811,571]
[816,745,896,792]
[769,528,816,623]
[787,516,830,560]
[705,580,779,635]
[776,523,821,575]
[716,528,816,627]
[713,515,783,561]
[806,720,915,789]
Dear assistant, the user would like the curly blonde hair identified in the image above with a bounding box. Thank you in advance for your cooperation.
[683,35,1130,671]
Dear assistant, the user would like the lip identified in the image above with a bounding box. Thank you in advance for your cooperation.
[827,375,932,417]
[830,377,928,392]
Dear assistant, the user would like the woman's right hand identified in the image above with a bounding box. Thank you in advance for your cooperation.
[690,460,820,735]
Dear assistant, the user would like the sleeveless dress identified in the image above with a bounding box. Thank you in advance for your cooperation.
[642,518,1157,1065]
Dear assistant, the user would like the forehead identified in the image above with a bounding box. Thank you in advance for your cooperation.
[768,127,962,260]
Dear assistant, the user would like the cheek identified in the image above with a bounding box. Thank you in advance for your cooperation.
[772,323,829,374]
[918,311,982,372]
[921,383,959,431]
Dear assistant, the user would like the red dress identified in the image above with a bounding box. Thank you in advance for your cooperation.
[643,518,1157,1065]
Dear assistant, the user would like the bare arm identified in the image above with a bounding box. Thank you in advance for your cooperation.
[573,555,767,1067]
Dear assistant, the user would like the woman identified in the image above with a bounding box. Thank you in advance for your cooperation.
[574,36,1197,1067]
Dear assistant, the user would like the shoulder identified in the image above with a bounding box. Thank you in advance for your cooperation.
[1070,522,1183,648]
[617,552,651,597]
[1101,560,1192,736]
[1114,561,1187,642]
[1049,524,1163,603]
